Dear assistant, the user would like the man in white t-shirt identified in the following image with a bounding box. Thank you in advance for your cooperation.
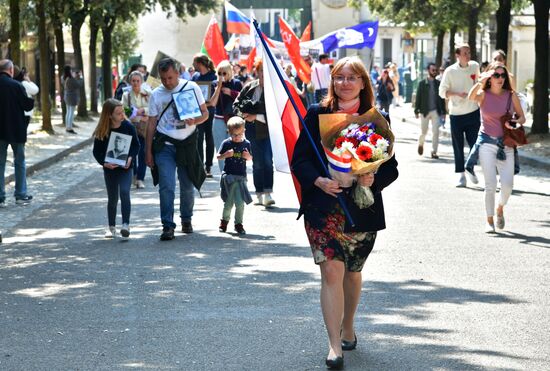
[439,44,480,187]
[145,58,208,241]
[310,54,331,103]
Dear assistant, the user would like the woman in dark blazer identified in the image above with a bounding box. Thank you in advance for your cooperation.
[291,57,398,370]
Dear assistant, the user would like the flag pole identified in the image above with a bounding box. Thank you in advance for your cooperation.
[252,20,355,227]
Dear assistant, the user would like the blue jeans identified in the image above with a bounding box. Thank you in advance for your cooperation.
[306,91,315,108]
[155,144,195,229]
[132,135,146,181]
[249,137,274,193]
[0,141,27,201]
[450,109,481,173]
[103,168,133,226]
[66,105,76,130]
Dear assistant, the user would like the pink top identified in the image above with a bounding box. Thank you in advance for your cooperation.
[480,90,512,137]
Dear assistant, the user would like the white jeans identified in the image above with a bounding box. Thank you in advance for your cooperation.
[418,110,440,153]
[479,143,514,217]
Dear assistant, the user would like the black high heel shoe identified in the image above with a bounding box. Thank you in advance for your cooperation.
[325,355,344,370]
[341,334,357,351]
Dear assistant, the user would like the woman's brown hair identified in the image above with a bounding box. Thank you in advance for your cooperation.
[94,98,123,140]
[193,53,215,73]
[321,56,375,113]
[483,62,513,92]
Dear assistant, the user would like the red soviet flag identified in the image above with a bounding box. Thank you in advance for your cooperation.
[279,17,311,84]
[300,21,312,42]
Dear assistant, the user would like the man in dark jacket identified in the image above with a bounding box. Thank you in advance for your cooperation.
[0,59,35,207]
[414,63,446,159]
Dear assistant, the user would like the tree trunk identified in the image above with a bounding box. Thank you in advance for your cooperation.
[495,0,512,54]
[449,26,457,65]
[530,0,549,134]
[37,0,52,132]
[435,30,445,68]
[71,21,88,117]
[468,8,479,62]
[53,23,66,120]
[89,21,99,113]
[101,20,117,100]
[8,0,20,65]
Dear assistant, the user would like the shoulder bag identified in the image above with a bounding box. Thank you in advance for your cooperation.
[500,92,527,147]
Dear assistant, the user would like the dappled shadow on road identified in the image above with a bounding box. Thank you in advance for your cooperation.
[0,171,530,370]
[493,230,550,249]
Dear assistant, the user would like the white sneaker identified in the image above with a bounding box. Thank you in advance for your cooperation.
[136,180,145,189]
[465,168,479,184]
[456,173,467,188]
[263,193,275,206]
[254,194,264,205]
[105,226,116,239]
[120,224,130,239]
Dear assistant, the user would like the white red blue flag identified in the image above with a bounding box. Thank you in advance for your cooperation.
[324,148,352,173]
[225,1,250,35]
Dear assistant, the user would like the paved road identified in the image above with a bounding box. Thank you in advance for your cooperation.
[1,119,549,370]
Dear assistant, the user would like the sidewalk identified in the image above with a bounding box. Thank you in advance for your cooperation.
[4,113,98,185]
[389,103,550,170]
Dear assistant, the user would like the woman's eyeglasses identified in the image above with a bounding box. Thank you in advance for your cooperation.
[492,72,507,79]
[218,72,227,76]
[333,75,362,84]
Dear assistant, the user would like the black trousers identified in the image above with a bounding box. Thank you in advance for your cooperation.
[197,112,214,169]
[450,109,481,173]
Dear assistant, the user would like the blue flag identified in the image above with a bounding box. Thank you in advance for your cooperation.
[321,21,378,53]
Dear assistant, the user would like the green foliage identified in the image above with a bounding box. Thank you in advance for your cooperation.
[154,0,220,20]
[362,0,499,34]
[102,20,141,65]
[0,0,9,42]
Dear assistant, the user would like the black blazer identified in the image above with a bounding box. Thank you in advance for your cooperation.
[291,104,399,233]
[0,72,35,143]
[414,78,446,117]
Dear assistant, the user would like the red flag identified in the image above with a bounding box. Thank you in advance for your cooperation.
[300,21,312,42]
[278,17,311,84]
[247,48,257,71]
[201,16,228,66]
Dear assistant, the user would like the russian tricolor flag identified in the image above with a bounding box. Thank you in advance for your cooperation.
[225,1,250,35]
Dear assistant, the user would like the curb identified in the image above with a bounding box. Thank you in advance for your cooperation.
[394,113,550,171]
[4,137,94,185]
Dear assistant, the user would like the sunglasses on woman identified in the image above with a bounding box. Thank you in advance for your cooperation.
[492,72,507,79]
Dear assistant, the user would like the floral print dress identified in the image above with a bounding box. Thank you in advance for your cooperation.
[305,205,377,272]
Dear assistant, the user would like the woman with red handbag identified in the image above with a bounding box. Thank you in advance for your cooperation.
[467,63,525,233]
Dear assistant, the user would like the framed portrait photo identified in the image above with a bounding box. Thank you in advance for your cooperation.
[173,89,201,121]
[196,81,212,101]
[105,132,132,166]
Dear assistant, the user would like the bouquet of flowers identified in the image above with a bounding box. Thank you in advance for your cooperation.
[319,107,394,208]
[124,105,139,120]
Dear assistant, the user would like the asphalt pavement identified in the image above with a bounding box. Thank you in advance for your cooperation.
[0,112,549,370]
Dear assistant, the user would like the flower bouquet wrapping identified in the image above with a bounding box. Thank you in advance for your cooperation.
[124,105,139,121]
[319,107,394,208]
